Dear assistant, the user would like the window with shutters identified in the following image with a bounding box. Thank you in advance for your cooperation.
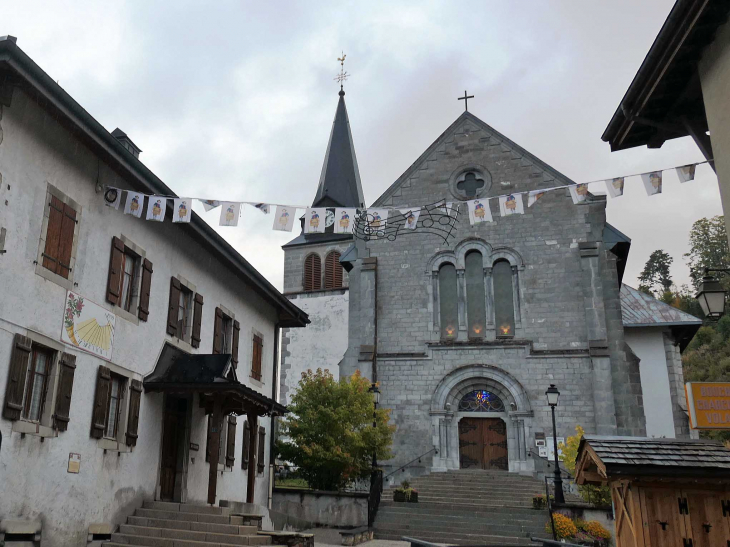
[241,419,250,470]
[251,333,263,381]
[106,235,150,323]
[35,185,82,288]
[90,364,141,451]
[104,374,126,440]
[324,251,343,289]
[3,333,77,438]
[167,276,202,349]
[303,254,322,291]
[206,414,235,471]
[178,287,193,342]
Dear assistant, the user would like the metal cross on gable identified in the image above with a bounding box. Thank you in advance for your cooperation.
[458,90,474,111]
[457,172,485,197]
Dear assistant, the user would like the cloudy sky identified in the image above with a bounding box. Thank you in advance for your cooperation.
[5,0,722,291]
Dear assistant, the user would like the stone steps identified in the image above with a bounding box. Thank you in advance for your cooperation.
[375,530,535,546]
[104,501,268,547]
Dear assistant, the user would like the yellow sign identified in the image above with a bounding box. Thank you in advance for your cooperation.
[685,382,730,429]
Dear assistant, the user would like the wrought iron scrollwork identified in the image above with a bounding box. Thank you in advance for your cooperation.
[459,390,505,413]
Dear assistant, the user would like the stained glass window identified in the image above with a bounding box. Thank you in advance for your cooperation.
[493,260,515,337]
[439,263,458,340]
[465,251,486,338]
[458,390,505,412]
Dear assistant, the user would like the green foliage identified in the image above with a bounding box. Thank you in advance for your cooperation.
[559,425,612,507]
[276,369,395,491]
[684,216,730,291]
[639,250,673,295]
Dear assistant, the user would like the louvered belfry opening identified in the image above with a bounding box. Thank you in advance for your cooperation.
[325,251,343,289]
[304,254,322,291]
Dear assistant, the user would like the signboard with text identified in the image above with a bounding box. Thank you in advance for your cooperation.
[686,382,730,429]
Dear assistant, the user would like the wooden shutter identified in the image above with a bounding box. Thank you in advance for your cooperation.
[242,420,250,470]
[125,380,143,446]
[304,254,321,291]
[138,259,153,321]
[206,415,212,462]
[325,251,342,289]
[231,320,240,369]
[213,307,223,354]
[90,365,111,438]
[106,237,125,305]
[251,335,263,381]
[3,333,32,421]
[257,427,266,473]
[167,277,181,336]
[53,352,76,431]
[226,415,237,467]
[191,293,204,348]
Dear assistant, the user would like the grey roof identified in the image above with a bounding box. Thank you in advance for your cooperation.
[312,89,365,208]
[582,435,730,473]
[621,284,702,327]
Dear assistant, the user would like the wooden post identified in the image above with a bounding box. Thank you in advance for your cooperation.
[207,397,222,505]
[246,412,258,503]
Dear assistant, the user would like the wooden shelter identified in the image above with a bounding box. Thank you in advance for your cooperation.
[575,435,730,547]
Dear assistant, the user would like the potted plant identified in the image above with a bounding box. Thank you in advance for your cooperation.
[393,480,419,503]
[532,494,554,510]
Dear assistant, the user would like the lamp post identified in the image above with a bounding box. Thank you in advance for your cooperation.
[546,384,565,504]
[368,383,381,471]
[695,268,729,319]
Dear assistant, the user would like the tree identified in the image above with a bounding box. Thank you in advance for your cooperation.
[559,425,611,507]
[277,369,395,491]
[638,250,673,295]
[685,216,730,290]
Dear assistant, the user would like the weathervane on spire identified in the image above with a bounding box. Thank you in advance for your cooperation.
[334,52,349,90]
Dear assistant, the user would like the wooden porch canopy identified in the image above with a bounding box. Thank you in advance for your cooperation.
[575,435,730,547]
[144,343,287,505]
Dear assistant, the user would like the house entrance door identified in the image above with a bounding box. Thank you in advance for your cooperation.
[160,396,188,501]
[458,417,508,470]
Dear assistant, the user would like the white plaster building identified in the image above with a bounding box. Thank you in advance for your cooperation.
[0,36,308,546]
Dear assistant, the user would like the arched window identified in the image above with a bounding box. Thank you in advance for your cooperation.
[304,254,321,291]
[324,251,343,289]
[458,390,505,412]
[493,260,515,337]
[465,251,486,338]
[439,263,458,340]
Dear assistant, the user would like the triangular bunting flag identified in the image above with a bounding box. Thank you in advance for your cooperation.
[641,171,662,196]
[569,184,589,204]
[273,206,295,232]
[605,178,624,198]
[400,208,421,230]
[527,190,545,207]
[498,194,524,216]
[676,164,696,183]
[335,208,357,234]
[304,208,326,234]
[219,202,241,226]
[146,196,167,222]
[201,199,220,212]
[173,198,192,223]
[467,199,493,224]
[124,192,144,218]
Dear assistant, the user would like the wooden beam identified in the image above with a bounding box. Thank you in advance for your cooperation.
[207,397,222,505]
[682,114,716,172]
[246,412,258,504]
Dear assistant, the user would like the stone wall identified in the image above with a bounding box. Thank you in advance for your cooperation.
[271,489,368,528]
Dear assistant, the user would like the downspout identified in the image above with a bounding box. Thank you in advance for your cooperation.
[268,322,280,510]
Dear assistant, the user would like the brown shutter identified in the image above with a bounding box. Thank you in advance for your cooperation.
[325,251,342,289]
[3,333,32,421]
[138,259,153,321]
[231,320,240,369]
[226,415,237,467]
[167,277,181,336]
[53,352,76,431]
[191,293,204,348]
[251,335,263,381]
[242,420,250,469]
[213,307,223,354]
[42,196,64,274]
[56,203,77,279]
[257,427,266,473]
[125,379,143,446]
[304,254,322,291]
[106,237,125,305]
[90,365,111,438]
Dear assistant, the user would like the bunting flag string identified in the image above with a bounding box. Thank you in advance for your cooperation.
[100,159,712,240]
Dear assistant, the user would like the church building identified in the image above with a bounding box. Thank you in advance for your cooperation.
[281,84,698,478]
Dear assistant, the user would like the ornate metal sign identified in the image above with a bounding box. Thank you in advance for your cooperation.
[352,201,461,244]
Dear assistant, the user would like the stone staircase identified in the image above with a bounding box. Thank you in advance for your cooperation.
[103,501,275,547]
[373,470,552,546]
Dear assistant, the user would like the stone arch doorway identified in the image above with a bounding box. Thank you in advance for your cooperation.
[429,365,534,472]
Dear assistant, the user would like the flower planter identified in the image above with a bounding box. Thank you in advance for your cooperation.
[393,490,418,502]
[408,491,418,503]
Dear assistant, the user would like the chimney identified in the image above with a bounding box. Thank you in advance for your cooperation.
[111,128,142,159]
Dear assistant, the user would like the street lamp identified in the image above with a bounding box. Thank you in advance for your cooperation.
[696,272,727,319]
[368,383,381,471]
[545,384,565,504]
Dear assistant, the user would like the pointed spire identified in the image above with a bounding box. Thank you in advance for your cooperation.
[311,88,365,208]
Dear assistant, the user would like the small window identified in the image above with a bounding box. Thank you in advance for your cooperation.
[251,334,263,381]
[120,250,139,313]
[324,251,343,289]
[458,390,505,412]
[105,374,126,439]
[221,315,233,354]
[493,260,515,337]
[177,286,194,343]
[22,347,53,422]
[304,254,322,291]
[439,263,458,340]
[465,251,486,339]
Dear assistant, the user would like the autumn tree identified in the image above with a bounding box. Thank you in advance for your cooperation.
[559,426,611,507]
[638,250,673,297]
[277,369,395,491]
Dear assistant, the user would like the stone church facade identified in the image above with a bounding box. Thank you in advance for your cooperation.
[282,93,696,477]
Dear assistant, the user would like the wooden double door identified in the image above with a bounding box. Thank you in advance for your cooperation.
[459,417,508,470]
[160,396,188,501]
